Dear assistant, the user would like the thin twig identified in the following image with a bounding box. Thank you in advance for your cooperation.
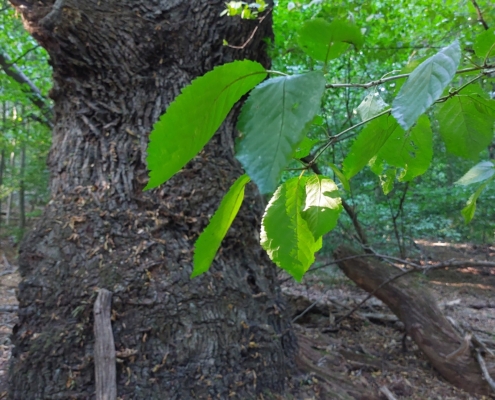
[329,267,417,327]
[322,252,495,326]
[227,8,272,50]
[476,349,495,393]
[380,386,398,400]
[325,64,495,90]
[292,300,318,323]
[1,253,11,270]
[470,0,490,30]
[8,45,41,65]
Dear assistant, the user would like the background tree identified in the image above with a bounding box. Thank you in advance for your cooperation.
[0,0,51,238]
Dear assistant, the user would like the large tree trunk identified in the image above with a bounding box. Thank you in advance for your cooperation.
[8,1,298,398]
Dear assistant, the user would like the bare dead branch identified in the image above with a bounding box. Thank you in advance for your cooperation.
[0,52,52,128]
[227,8,272,50]
[476,349,495,393]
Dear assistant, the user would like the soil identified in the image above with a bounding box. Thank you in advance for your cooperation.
[0,236,494,399]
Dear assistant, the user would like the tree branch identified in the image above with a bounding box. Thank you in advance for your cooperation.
[470,0,490,30]
[325,64,495,90]
[0,51,52,128]
[8,45,41,65]
[227,8,272,50]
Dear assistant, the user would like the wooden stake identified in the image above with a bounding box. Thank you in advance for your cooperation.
[94,288,117,400]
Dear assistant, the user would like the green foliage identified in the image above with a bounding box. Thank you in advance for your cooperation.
[138,2,495,279]
[220,1,267,19]
[260,176,321,281]
[145,60,267,190]
[342,114,398,180]
[461,182,490,224]
[301,175,342,239]
[235,71,325,193]
[437,90,495,160]
[456,161,495,223]
[192,174,251,278]
[294,136,319,159]
[392,41,461,130]
[474,27,495,59]
[374,115,433,182]
[456,161,495,186]
[297,18,364,65]
[327,162,350,192]
[356,94,388,122]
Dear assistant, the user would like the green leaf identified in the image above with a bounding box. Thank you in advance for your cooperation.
[437,93,495,159]
[294,136,319,159]
[474,28,495,59]
[328,162,350,192]
[393,56,429,95]
[236,71,326,193]
[455,161,495,186]
[461,182,489,224]
[392,40,461,130]
[343,114,398,179]
[260,177,319,281]
[301,175,342,239]
[378,114,433,181]
[192,174,251,278]
[145,60,267,190]
[297,18,364,63]
[378,168,396,195]
[356,93,389,121]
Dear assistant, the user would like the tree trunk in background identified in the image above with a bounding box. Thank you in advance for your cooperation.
[0,148,5,225]
[0,102,6,225]
[18,143,26,232]
[9,1,297,399]
[5,150,14,226]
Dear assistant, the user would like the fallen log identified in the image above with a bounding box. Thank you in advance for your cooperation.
[295,332,379,399]
[334,245,495,396]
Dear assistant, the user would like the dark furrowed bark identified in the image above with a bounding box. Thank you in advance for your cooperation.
[9,1,297,398]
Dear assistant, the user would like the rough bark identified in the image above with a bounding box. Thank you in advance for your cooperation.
[9,1,297,399]
[334,245,495,396]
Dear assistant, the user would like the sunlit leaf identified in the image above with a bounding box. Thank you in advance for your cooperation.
[301,175,342,239]
[146,60,266,189]
[260,177,319,281]
[192,174,251,278]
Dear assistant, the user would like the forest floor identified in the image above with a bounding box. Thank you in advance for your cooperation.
[0,236,493,399]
